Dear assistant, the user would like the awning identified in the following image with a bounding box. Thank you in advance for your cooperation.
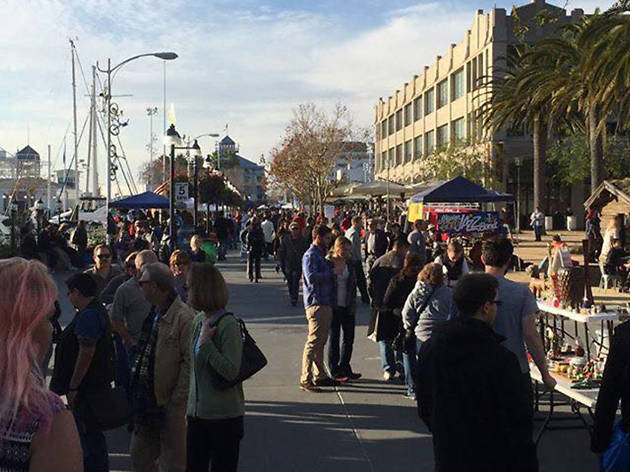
[110,191,170,209]
[349,180,407,196]
[409,176,513,204]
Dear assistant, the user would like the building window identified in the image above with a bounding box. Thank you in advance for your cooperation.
[396,110,403,131]
[381,120,387,138]
[425,130,435,155]
[414,135,423,159]
[452,117,465,141]
[404,103,412,126]
[388,148,395,167]
[381,151,387,170]
[425,88,435,115]
[414,96,422,121]
[437,80,448,109]
[404,140,412,162]
[388,115,395,135]
[471,57,478,90]
[466,62,471,93]
[396,144,403,165]
[376,125,381,142]
[451,68,464,101]
[437,124,449,148]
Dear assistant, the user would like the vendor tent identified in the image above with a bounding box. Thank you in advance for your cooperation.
[409,176,513,204]
[350,180,407,196]
[110,191,169,209]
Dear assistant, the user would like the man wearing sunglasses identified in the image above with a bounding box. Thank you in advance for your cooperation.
[416,273,537,472]
[84,244,122,296]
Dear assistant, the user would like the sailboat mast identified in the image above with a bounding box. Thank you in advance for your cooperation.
[91,65,99,196]
[70,39,80,204]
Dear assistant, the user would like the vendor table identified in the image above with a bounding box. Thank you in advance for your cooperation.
[532,301,619,445]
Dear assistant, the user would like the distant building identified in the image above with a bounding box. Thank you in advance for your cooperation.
[15,145,41,179]
[0,149,15,179]
[331,142,374,183]
[217,136,266,202]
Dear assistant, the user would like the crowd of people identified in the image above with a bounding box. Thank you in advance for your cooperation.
[3,203,630,472]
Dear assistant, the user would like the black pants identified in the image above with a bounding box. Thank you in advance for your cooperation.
[353,260,369,303]
[186,416,244,472]
[247,251,262,281]
[327,306,356,376]
[286,268,301,304]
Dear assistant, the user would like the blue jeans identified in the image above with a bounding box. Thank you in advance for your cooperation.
[534,225,542,241]
[73,411,109,472]
[403,337,423,395]
[378,339,403,374]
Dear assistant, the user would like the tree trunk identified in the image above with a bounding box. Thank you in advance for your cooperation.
[588,105,604,192]
[532,115,547,213]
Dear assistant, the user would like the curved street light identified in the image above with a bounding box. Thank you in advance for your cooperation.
[97,52,178,243]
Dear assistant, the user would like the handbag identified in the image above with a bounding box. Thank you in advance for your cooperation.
[393,288,434,354]
[211,313,268,390]
[76,384,133,432]
[600,421,630,472]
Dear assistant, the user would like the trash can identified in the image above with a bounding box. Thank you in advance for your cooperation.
[545,216,554,232]
[567,216,577,231]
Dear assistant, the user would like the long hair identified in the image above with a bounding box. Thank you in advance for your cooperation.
[0,258,57,429]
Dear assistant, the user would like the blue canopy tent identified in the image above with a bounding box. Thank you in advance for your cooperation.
[409,176,513,204]
[110,191,170,209]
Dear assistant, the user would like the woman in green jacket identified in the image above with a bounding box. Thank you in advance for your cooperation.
[186,263,244,472]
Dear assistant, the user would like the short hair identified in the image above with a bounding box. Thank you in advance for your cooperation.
[66,273,98,298]
[187,263,229,311]
[453,273,499,317]
[141,263,174,292]
[93,244,111,257]
[419,262,444,287]
[447,240,464,254]
[482,237,514,268]
[135,250,158,271]
[169,249,191,269]
[190,235,203,251]
[124,251,138,270]
[352,216,362,225]
[312,224,332,241]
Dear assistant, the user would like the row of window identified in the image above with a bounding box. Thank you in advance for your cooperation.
[377,52,487,141]
[379,117,467,168]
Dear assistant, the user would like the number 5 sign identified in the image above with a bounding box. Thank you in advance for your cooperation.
[175,183,189,203]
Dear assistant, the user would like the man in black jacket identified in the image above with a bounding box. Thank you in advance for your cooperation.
[278,222,308,306]
[416,273,537,472]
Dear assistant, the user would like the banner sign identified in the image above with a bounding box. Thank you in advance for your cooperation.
[436,211,500,235]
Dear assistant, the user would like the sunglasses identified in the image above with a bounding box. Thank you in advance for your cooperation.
[97,254,111,260]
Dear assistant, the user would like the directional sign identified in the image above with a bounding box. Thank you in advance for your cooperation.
[175,183,189,203]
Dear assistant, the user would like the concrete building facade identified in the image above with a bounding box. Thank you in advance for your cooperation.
[374,0,587,217]
[217,136,266,202]
[332,142,374,184]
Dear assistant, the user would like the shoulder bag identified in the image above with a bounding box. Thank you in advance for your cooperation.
[211,313,268,390]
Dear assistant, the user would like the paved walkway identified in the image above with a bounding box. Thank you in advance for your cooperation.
[53,252,600,471]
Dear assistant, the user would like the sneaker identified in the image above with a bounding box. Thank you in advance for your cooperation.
[383,371,394,382]
[290,300,298,307]
[404,392,417,401]
[313,377,340,387]
[333,374,350,383]
[299,381,321,393]
[347,371,362,380]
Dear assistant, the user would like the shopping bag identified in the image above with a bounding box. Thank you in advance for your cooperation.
[201,241,218,264]
[601,421,630,472]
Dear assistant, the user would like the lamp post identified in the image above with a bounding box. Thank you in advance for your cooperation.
[515,157,522,233]
[146,107,158,188]
[189,133,219,231]
[97,52,177,243]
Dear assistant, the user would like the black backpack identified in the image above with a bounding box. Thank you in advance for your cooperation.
[211,313,267,389]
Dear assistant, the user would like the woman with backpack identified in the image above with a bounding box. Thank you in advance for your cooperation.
[186,263,244,472]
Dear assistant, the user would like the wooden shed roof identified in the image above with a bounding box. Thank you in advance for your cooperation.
[584,178,630,210]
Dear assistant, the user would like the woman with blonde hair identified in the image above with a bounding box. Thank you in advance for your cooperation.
[401,262,453,400]
[186,263,244,471]
[169,249,192,302]
[0,258,82,471]
[190,234,207,263]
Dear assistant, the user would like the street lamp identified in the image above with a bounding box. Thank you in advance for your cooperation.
[189,133,219,231]
[514,157,522,233]
[97,51,178,243]
[146,107,158,188]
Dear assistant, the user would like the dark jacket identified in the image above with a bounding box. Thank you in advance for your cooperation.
[592,321,630,453]
[417,317,537,472]
[278,234,308,272]
[368,251,404,309]
[72,225,88,252]
[383,274,417,312]
[365,229,389,259]
[247,226,265,254]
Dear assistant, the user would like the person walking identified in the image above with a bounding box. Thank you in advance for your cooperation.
[383,253,422,394]
[84,244,122,296]
[214,211,231,261]
[130,263,194,472]
[407,219,427,267]
[530,207,544,242]
[0,258,82,472]
[246,218,265,283]
[300,224,339,392]
[401,262,452,401]
[482,238,556,407]
[327,236,361,381]
[367,238,410,382]
[278,221,308,306]
[186,264,245,472]
[365,219,389,272]
[101,250,138,306]
[261,213,275,260]
[190,235,207,263]
[434,240,469,288]
[51,272,115,472]
[345,216,370,304]
[71,219,88,258]
[416,273,538,472]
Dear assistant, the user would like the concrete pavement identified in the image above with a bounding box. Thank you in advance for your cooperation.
[51,253,599,472]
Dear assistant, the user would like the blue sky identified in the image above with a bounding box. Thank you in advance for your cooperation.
[0,0,613,195]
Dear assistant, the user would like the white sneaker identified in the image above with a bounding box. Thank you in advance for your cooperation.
[383,371,393,382]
